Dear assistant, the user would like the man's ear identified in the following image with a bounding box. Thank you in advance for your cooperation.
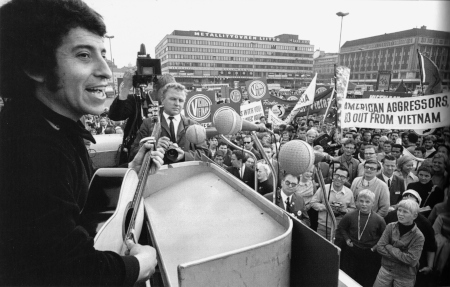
[23,68,45,83]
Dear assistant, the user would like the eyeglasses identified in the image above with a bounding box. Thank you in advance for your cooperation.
[283,180,298,187]
[364,166,377,171]
[333,174,348,180]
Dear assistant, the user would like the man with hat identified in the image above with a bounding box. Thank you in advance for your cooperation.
[384,190,437,286]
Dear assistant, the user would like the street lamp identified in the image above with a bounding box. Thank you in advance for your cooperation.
[250,42,256,79]
[105,34,115,94]
[336,12,349,66]
[212,56,216,84]
[293,58,299,89]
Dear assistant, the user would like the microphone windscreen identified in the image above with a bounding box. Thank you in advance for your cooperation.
[186,125,207,145]
[213,109,242,135]
[279,140,314,175]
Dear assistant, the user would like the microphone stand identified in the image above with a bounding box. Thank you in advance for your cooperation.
[218,135,259,192]
[251,131,277,203]
[314,164,337,244]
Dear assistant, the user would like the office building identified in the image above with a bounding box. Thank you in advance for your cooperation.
[339,26,450,89]
[154,30,314,89]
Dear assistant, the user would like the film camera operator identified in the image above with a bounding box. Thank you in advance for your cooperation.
[130,82,208,164]
[109,68,174,165]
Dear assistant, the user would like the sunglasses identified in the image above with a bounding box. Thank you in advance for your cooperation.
[284,180,298,187]
[244,142,252,144]
[364,166,377,171]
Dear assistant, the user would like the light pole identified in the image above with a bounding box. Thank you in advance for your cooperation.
[293,58,299,89]
[212,56,216,84]
[105,35,115,94]
[336,12,349,66]
[251,42,256,79]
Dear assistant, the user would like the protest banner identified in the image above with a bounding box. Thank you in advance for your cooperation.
[341,92,450,129]
[335,66,351,135]
[267,108,284,129]
[240,101,264,123]
[185,90,215,125]
[362,91,411,99]
[245,77,270,102]
[283,73,316,124]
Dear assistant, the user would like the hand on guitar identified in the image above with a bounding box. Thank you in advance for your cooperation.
[125,239,157,282]
[129,140,165,174]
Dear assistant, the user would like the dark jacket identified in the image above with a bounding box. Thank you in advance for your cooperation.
[407,181,445,209]
[377,173,405,206]
[130,111,208,164]
[0,98,138,286]
[264,189,310,227]
[227,165,255,189]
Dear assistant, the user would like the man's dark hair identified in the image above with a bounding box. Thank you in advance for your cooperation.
[343,138,356,147]
[383,140,393,146]
[414,146,426,155]
[417,165,433,176]
[265,122,272,129]
[407,132,418,144]
[0,0,106,100]
[382,154,397,163]
[391,143,404,153]
[232,150,245,161]
[335,166,349,177]
[260,116,266,120]
[218,140,228,148]
[364,158,381,171]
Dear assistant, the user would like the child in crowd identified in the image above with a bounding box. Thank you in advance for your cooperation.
[374,199,425,287]
[338,189,386,287]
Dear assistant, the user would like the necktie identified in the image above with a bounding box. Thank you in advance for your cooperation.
[285,197,290,212]
[388,179,391,188]
[168,116,176,143]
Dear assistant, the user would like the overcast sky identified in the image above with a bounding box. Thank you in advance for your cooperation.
[2,0,449,67]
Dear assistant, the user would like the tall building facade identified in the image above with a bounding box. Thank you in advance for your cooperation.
[339,26,450,89]
[313,51,338,85]
[155,30,314,89]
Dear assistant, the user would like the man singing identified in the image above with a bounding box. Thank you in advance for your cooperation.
[0,0,164,285]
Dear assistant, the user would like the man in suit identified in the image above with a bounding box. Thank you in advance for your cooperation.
[227,150,255,189]
[377,155,405,211]
[264,173,310,227]
[243,135,262,160]
[130,82,208,164]
[96,117,115,135]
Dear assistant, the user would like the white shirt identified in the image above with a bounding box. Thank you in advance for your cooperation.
[163,112,181,140]
[239,163,246,178]
[280,190,293,209]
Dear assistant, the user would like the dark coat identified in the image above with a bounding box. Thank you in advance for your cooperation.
[264,189,310,227]
[377,173,405,206]
[130,112,208,164]
[0,98,138,286]
[227,165,255,189]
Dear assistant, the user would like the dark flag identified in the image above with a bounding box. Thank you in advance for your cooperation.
[418,51,442,95]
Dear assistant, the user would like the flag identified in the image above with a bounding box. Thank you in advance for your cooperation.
[418,51,442,95]
[394,80,408,93]
[283,73,317,124]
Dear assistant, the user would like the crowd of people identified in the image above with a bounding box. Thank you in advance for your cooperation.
[204,117,450,287]
[1,0,449,286]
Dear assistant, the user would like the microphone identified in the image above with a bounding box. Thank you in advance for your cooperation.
[138,43,146,56]
[279,140,315,175]
[186,125,207,145]
[314,151,332,164]
[213,109,268,135]
[278,140,332,175]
